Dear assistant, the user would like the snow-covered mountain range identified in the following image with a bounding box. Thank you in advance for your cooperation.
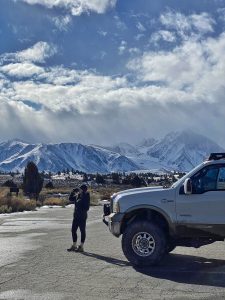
[0,130,224,173]
[108,130,224,173]
[0,140,138,173]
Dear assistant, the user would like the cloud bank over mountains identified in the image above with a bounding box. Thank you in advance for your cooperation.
[1,1,225,146]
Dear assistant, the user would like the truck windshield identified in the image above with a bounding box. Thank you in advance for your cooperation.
[171,163,205,189]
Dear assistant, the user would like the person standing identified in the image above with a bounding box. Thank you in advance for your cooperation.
[67,184,90,252]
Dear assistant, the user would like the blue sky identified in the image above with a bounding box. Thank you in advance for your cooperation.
[0,0,225,146]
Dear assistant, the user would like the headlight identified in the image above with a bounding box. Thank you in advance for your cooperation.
[112,200,120,213]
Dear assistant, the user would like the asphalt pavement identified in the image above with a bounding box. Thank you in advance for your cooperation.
[1,205,225,300]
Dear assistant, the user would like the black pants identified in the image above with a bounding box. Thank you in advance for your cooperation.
[72,212,87,244]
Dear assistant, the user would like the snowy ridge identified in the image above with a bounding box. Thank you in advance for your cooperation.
[106,130,224,173]
[0,131,224,173]
[0,141,139,173]
[146,130,224,171]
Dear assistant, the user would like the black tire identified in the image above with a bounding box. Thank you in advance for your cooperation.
[122,221,166,266]
[166,242,176,254]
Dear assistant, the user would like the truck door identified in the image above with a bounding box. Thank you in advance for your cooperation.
[176,164,225,237]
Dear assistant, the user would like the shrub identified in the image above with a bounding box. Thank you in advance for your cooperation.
[45,181,54,189]
[2,180,17,188]
[9,199,36,212]
[0,205,12,213]
[36,200,42,208]
[99,192,111,200]
[90,193,100,206]
[0,188,36,213]
[43,197,69,207]
[24,200,36,211]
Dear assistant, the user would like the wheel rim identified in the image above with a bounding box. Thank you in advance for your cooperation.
[132,231,155,257]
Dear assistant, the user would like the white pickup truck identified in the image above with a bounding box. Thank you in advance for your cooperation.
[103,153,225,266]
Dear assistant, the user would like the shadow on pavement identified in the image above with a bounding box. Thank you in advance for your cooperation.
[78,251,225,287]
[81,251,130,267]
[135,253,225,288]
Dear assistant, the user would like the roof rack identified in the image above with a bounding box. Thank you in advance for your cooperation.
[207,153,225,161]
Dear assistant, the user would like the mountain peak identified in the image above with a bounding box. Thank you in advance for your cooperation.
[138,138,158,148]
[147,130,224,171]
[5,138,29,145]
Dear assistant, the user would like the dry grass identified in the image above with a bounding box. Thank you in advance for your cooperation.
[0,184,130,214]
[41,187,71,196]
[89,186,127,205]
[41,186,114,206]
[43,197,69,207]
[0,188,36,213]
[89,193,101,206]
[91,186,126,199]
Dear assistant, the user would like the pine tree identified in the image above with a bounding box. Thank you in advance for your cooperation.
[130,175,144,187]
[112,173,120,184]
[96,173,105,184]
[45,181,54,189]
[23,161,43,200]
[83,173,88,182]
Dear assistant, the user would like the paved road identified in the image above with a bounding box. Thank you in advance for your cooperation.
[1,206,225,300]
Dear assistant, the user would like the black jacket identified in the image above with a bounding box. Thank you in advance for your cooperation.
[69,191,90,215]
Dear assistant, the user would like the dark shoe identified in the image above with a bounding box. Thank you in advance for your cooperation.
[67,245,77,252]
[74,245,84,252]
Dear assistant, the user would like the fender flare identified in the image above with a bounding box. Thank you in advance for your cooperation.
[123,204,176,235]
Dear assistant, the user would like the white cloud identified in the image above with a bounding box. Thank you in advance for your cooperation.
[118,40,127,55]
[0,63,44,78]
[1,33,225,145]
[114,15,127,31]
[98,30,107,36]
[127,32,225,94]
[150,30,176,44]
[128,48,141,55]
[160,11,215,40]
[18,0,117,16]
[52,15,72,31]
[135,33,144,41]
[0,42,57,64]
[9,70,128,114]
[16,42,57,63]
[136,22,146,32]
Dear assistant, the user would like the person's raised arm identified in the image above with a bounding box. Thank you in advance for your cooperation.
[69,188,79,202]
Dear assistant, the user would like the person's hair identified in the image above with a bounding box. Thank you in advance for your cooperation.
[79,184,88,192]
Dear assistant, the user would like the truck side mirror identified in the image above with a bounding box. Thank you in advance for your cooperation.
[184,178,192,195]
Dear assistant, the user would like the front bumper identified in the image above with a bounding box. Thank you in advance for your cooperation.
[103,212,124,237]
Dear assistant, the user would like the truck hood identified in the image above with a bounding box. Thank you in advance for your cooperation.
[112,186,164,199]
[114,186,176,214]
